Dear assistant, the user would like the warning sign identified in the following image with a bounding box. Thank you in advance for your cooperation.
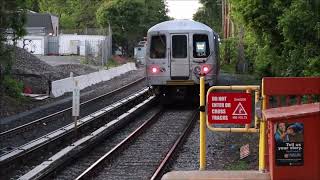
[207,92,252,124]
[232,103,248,116]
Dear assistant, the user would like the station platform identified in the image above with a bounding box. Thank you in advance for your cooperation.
[162,170,270,180]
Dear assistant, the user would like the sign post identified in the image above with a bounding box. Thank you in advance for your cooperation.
[199,83,260,171]
[72,75,80,132]
[199,76,206,170]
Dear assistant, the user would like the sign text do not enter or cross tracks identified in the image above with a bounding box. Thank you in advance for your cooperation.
[207,92,252,124]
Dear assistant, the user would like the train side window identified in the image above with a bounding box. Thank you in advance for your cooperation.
[193,34,210,58]
[172,35,187,58]
[150,35,166,59]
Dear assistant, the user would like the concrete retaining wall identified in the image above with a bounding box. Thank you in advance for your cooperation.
[51,63,137,97]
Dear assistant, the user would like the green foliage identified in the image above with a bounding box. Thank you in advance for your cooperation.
[230,0,320,77]
[225,160,249,170]
[219,38,238,73]
[39,0,103,29]
[35,0,168,55]
[220,38,238,64]
[193,0,222,34]
[26,0,40,12]
[303,56,320,76]
[0,0,27,43]
[97,0,168,56]
[0,0,27,97]
[220,62,236,74]
[142,0,169,31]
[97,0,145,56]
[106,58,120,69]
[0,46,14,75]
[3,76,24,99]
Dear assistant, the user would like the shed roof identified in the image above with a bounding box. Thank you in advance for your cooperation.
[148,20,213,33]
[25,12,55,33]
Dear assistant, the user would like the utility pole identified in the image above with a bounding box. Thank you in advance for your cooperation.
[222,0,233,39]
[221,0,225,38]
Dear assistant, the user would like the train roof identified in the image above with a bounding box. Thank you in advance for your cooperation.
[148,20,213,33]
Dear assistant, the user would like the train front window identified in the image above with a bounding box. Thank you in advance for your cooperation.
[193,34,210,58]
[150,35,166,59]
[172,35,187,58]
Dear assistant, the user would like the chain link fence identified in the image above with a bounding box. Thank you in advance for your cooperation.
[84,35,112,66]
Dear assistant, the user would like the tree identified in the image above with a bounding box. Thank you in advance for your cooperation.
[97,0,146,56]
[97,0,168,56]
[142,0,169,32]
[25,0,40,12]
[72,0,104,28]
[39,0,103,29]
[193,0,222,35]
[0,0,27,74]
[39,0,74,28]
[230,0,320,77]
[0,0,27,98]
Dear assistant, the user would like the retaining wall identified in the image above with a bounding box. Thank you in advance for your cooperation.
[51,63,137,97]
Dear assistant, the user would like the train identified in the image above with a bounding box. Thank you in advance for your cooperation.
[145,19,220,102]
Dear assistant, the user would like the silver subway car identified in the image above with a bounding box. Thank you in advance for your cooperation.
[146,20,220,100]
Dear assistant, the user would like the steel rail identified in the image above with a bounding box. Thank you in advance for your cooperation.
[75,108,164,180]
[0,77,146,138]
[150,111,197,180]
[76,109,197,180]
[17,96,157,180]
[0,88,150,169]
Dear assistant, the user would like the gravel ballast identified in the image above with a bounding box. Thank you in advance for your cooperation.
[1,68,146,123]
[169,72,260,171]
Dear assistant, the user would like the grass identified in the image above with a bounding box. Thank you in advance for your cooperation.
[221,62,237,74]
[79,57,88,65]
[2,75,25,101]
[220,62,261,85]
[225,160,250,170]
[105,58,120,69]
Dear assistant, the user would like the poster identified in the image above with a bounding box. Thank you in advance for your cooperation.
[274,122,304,166]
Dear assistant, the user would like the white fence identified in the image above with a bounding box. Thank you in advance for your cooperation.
[51,63,137,97]
[7,34,112,62]
[58,34,108,56]
[7,35,48,55]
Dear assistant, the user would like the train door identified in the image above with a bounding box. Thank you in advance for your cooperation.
[170,34,189,79]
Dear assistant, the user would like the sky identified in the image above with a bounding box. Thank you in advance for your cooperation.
[166,0,202,20]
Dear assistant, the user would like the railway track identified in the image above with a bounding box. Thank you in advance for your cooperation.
[0,87,154,179]
[25,108,197,180]
[76,108,197,180]
[0,77,146,152]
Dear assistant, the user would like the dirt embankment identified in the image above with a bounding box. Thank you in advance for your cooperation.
[0,47,100,117]
[11,47,98,94]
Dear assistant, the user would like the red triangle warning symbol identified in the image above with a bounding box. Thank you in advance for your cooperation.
[232,102,248,115]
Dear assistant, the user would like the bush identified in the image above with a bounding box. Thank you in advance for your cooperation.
[3,75,24,99]
[220,38,239,73]
[303,56,320,76]
[106,58,120,69]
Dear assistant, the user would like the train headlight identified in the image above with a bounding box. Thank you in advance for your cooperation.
[150,66,165,74]
[202,65,209,74]
[152,67,158,73]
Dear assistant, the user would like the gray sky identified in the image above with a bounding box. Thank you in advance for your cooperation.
[166,0,202,20]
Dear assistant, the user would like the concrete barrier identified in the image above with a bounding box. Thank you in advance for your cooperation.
[51,63,137,97]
